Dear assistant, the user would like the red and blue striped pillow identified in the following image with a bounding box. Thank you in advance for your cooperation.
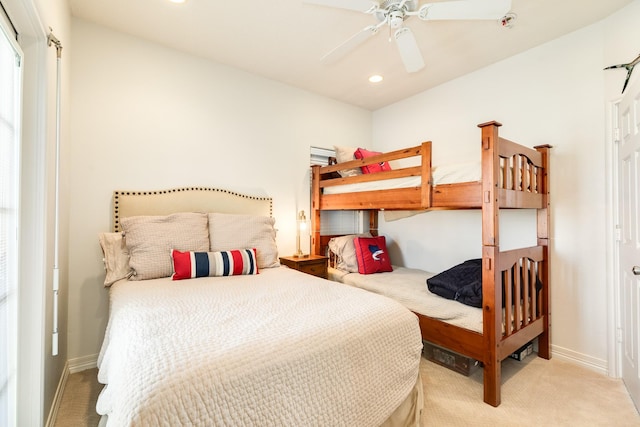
[171,248,258,280]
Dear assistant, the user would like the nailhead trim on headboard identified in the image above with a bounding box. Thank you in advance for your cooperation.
[113,187,273,232]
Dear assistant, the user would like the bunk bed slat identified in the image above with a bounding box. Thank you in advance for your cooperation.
[432,182,482,207]
[320,188,427,210]
[514,262,522,332]
[320,166,422,188]
[499,188,545,208]
[523,258,531,327]
[504,269,513,336]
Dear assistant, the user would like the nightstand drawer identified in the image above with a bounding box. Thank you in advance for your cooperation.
[279,255,328,279]
[297,261,327,278]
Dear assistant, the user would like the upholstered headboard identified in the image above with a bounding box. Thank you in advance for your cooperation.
[112,187,273,232]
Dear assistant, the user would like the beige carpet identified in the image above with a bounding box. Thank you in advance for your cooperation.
[421,356,640,426]
[54,368,102,427]
[54,357,640,426]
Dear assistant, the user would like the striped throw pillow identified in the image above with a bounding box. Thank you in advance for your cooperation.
[172,248,258,280]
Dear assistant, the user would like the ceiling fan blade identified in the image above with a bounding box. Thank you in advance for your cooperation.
[419,0,511,21]
[303,0,380,13]
[321,25,380,64]
[394,27,425,73]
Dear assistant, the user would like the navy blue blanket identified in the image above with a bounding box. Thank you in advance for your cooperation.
[427,259,483,308]
[426,259,542,309]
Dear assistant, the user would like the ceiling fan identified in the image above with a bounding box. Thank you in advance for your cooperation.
[304,0,513,73]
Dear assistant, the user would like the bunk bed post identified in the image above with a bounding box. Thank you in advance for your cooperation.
[482,246,502,407]
[311,165,321,256]
[479,121,501,246]
[420,141,432,207]
[479,121,503,406]
[368,210,378,236]
[535,144,552,360]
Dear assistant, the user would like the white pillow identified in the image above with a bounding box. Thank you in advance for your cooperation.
[98,232,133,286]
[208,213,280,269]
[333,145,362,178]
[328,233,372,273]
[121,212,210,280]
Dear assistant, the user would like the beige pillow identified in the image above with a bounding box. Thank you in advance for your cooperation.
[98,232,133,286]
[333,145,362,178]
[121,212,209,280]
[328,233,372,273]
[208,213,279,269]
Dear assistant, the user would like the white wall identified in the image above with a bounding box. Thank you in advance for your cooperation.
[372,1,640,372]
[67,19,372,360]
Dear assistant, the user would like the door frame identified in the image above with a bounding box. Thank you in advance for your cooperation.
[606,98,621,378]
[2,0,49,425]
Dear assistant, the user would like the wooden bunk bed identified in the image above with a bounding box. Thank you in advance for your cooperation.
[310,121,551,407]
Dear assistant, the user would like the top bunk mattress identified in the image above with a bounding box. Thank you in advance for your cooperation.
[329,266,482,333]
[324,161,481,195]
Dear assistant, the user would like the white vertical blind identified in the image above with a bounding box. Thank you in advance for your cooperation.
[310,147,366,235]
[0,6,21,425]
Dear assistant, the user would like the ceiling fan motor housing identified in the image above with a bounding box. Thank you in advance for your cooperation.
[375,0,418,27]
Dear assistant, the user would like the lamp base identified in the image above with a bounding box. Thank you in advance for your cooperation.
[293,251,309,258]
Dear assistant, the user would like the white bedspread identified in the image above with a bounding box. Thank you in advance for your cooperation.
[97,266,422,426]
[329,266,483,333]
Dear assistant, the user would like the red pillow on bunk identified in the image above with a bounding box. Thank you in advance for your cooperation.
[353,236,393,274]
[354,148,392,174]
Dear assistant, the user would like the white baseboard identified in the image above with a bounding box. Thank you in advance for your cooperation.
[551,344,608,376]
[68,353,99,374]
[45,360,69,427]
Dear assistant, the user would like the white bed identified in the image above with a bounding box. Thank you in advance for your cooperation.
[97,187,424,426]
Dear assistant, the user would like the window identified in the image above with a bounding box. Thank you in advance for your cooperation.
[0,3,21,425]
[310,146,366,236]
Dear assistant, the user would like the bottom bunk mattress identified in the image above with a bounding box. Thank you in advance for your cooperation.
[97,266,423,426]
[329,266,483,333]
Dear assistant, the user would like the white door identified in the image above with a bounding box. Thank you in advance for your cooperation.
[618,74,640,408]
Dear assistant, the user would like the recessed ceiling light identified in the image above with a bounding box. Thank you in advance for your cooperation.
[368,75,383,83]
[169,0,186,4]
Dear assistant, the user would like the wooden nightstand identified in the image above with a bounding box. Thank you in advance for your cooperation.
[279,255,328,279]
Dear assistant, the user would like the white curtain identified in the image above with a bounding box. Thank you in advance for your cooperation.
[0,7,22,425]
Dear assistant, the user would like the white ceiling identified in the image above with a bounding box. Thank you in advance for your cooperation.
[68,0,632,111]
